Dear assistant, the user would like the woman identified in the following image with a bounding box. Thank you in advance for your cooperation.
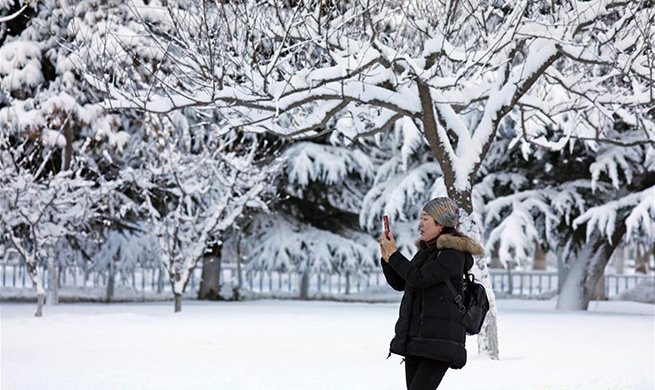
[379,197,484,390]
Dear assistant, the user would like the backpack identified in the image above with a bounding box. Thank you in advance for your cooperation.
[445,271,490,335]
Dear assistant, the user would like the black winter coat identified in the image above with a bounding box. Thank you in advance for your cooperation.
[382,233,483,369]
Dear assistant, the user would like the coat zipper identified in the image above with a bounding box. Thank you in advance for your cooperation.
[416,250,436,335]
[418,289,424,333]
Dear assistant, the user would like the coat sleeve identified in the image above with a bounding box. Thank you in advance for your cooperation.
[381,256,405,291]
[387,249,464,289]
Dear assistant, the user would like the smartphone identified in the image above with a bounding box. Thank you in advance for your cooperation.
[383,215,390,238]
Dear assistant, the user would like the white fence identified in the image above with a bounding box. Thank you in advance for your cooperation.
[486,270,654,297]
[1,262,653,298]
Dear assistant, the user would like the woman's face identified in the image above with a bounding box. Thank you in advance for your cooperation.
[419,211,442,241]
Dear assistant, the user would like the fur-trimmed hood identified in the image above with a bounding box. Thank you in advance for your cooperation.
[414,233,485,257]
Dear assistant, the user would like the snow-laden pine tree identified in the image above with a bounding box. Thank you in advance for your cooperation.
[242,136,378,298]
[477,137,592,271]
[0,0,131,168]
[476,135,655,310]
[559,143,655,309]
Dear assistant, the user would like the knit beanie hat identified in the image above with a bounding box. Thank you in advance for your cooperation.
[423,197,460,228]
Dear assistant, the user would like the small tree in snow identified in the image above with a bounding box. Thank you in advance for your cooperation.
[129,119,275,312]
[0,159,98,316]
[87,225,159,302]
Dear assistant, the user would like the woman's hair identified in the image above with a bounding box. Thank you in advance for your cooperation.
[441,226,466,237]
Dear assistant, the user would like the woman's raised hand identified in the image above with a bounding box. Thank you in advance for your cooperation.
[379,232,397,262]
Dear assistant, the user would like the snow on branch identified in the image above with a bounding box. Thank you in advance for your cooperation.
[360,160,442,232]
[0,4,27,24]
[283,142,374,188]
[573,185,655,243]
[590,145,645,191]
[485,201,541,269]
[482,179,594,267]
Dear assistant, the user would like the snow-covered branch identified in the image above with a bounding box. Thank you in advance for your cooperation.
[573,185,655,243]
[0,4,27,24]
[67,0,654,212]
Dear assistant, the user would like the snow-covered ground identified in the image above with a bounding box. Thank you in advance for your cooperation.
[1,299,653,390]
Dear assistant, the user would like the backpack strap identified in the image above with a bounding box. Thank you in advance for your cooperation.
[445,278,466,314]
[436,250,467,314]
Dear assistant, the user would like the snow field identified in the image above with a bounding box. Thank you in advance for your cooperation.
[1,299,653,390]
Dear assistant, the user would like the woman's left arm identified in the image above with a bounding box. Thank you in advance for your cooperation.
[387,249,464,289]
[381,257,406,291]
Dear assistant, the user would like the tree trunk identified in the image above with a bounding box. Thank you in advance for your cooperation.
[63,121,73,171]
[345,271,351,295]
[557,250,568,294]
[458,211,499,360]
[174,293,182,312]
[613,245,625,274]
[557,243,597,310]
[557,223,626,310]
[416,89,498,357]
[533,244,547,270]
[46,257,59,305]
[36,294,44,317]
[236,233,243,290]
[590,270,606,300]
[35,268,45,317]
[106,259,115,303]
[489,242,504,269]
[635,244,650,274]
[198,243,222,300]
[157,265,164,293]
[299,269,310,299]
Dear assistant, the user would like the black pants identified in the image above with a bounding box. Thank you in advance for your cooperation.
[404,355,449,390]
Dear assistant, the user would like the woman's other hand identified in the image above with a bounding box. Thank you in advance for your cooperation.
[379,232,397,262]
